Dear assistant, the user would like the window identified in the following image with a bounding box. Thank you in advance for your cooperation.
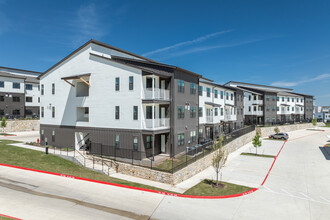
[287,106,290,111]
[272,106,276,111]
[296,98,299,102]
[301,98,303,102]
[249,106,251,112]
[277,96,279,101]
[13,109,20,115]
[291,98,294,102]
[115,77,120,91]
[129,76,134,90]
[146,106,153,119]
[133,106,138,120]
[221,108,223,116]
[266,96,270,101]
[38,97,40,103]
[254,95,257,100]
[13,82,20,89]
[231,93,233,100]
[249,95,251,101]
[190,131,196,142]
[115,135,120,148]
[198,86,203,96]
[41,107,44,117]
[215,126,219,134]
[146,136,151,149]
[0,81,4,88]
[206,88,211,97]
[25,84,32,90]
[115,106,120,119]
[266,106,270,111]
[38,85,40,91]
[178,133,184,146]
[52,131,55,142]
[214,108,218,116]
[0,96,4,101]
[199,128,203,138]
[146,77,153,88]
[282,97,284,101]
[26,97,32,102]
[52,106,55,118]
[178,106,184,119]
[190,83,196,94]
[253,106,257,111]
[52,83,55,95]
[214,90,218,98]
[0,110,4,115]
[178,80,184,93]
[133,137,138,151]
[301,107,303,111]
[272,96,276,101]
[190,107,196,118]
[41,84,44,95]
[287,97,290,102]
[199,107,203,117]
[226,92,229,100]
[292,107,294,111]
[220,91,224,99]
[13,96,20,102]
[277,107,279,111]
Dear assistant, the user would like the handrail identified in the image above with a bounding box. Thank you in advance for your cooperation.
[77,133,90,145]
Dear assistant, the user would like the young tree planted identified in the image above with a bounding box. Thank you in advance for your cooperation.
[274,126,280,134]
[252,132,262,155]
[1,117,6,133]
[212,136,228,187]
[312,118,317,127]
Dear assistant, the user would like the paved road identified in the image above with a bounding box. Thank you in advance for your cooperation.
[0,131,39,143]
[0,128,329,219]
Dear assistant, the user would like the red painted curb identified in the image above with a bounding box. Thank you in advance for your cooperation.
[0,213,22,220]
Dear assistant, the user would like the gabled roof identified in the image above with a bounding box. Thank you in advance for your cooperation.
[0,66,41,75]
[0,71,39,83]
[199,79,236,91]
[225,81,292,91]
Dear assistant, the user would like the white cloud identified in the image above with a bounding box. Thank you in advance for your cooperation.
[271,73,330,87]
[142,30,233,57]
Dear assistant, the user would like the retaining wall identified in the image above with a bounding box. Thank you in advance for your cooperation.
[2,120,40,132]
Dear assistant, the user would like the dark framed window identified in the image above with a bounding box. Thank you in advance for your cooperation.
[41,84,44,95]
[272,106,276,111]
[178,133,184,146]
[0,96,4,101]
[190,107,196,118]
[249,106,251,112]
[199,107,203,117]
[214,107,218,116]
[52,130,55,142]
[199,128,203,138]
[190,131,196,142]
[249,95,251,101]
[13,96,20,102]
[178,106,184,119]
[292,98,294,102]
[206,88,211,97]
[266,96,270,101]
[292,107,294,111]
[115,77,120,91]
[266,106,270,111]
[129,76,134,90]
[146,136,152,149]
[0,110,4,115]
[253,106,257,111]
[26,97,32,102]
[282,97,284,101]
[231,93,233,100]
[226,92,229,100]
[0,81,4,88]
[52,83,55,94]
[146,106,153,119]
[190,83,196,94]
[296,98,299,102]
[178,80,184,93]
[146,77,153,88]
[13,109,20,115]
[115,135,120,148]
[133,106,138,120]
[38,97,40,103]
[287,97,290,102]
[133,137,138,151]
[220,91,224,99]
[287,106,290,111]
[254,95,257,100]
[277,106,279,111]
[13,82,20,89]
[115,106,120,119]
[41,107,44,117]
[25,84,32,90]
[272,96,275,101]
[52,106,55,118]
[214,90,218,98]
[198,86,203,96]
[221,108,223,116]
[277,96,279,101]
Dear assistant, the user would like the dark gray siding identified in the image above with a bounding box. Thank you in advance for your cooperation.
[263,92,277,124]
[235,89,244,129]
[304,96,313,120]
[0,92,25,118]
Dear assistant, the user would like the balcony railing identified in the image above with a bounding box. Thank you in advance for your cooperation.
[143,88,170,100]
[206,116,213,123]
[252,99,263,105]
[143,118,170,129]
[252,111,263,116]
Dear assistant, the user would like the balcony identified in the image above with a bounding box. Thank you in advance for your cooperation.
[252,99,263,105]
[143,118,170,129]
[143,88,170,100]
[252,110,263,116]
[206,116,213,123]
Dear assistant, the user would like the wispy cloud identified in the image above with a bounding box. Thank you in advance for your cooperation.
[142,30,233,57]
[271,73,330,87]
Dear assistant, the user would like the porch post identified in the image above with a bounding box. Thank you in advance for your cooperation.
[152,74,155,99]
[152,134,155,161]
[152,103,155,129]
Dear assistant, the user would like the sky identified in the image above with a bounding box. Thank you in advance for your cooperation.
[0,0,329,105]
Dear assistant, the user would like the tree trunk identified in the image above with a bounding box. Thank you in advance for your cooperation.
[216,170,219,187]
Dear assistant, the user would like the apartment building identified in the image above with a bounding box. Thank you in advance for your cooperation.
[0,66,40,118]
[38,39,201,159]
[198,79,243,142]
[314,106,330,122]
[225,81,313,125]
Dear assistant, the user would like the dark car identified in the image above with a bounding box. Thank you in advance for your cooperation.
[269,133,289,140]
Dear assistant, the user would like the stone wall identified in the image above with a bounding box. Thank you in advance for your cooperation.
[2,120,39,132]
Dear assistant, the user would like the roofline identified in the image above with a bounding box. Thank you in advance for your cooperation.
[0,66,41,74]
[199,80,235,91]
[288,91,314,97]
[38,39,160,79]
[224,81,293,91]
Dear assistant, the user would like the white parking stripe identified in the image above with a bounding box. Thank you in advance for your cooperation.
[320,196,330,203]
[281,188,294,196]
[299,192,314,201]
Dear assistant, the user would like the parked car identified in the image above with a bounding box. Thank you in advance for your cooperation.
[269,133,289,140]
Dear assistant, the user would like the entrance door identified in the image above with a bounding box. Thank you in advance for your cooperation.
[161,107,166,126]
[161,135,166,153]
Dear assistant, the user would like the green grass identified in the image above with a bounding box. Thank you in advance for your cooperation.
[322,123,330,127]
[325,144,330,147]
[0,133,15,136]
[0,140,174,193]
[241,152,275,158]
[26,142,73,152]
[183,179,253,196]
[263,138,285,141]
[0,216,13,220]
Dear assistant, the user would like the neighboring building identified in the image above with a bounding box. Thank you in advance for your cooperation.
[0,66,40,119]
[225,81,314,125]
[38,39,201,159]
[314,106,330,122]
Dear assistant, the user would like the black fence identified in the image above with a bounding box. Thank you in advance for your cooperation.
[263,119,313,126]
[88,125,256,174]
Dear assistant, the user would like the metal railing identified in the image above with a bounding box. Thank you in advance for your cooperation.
[143,88,170,100]
[143,118,170,129]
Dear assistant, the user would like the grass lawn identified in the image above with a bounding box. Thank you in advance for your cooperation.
[0,140,174,193]
[0,216,13,220]
[325,144,330,147]
[263,138,285,141]
[26,142,73,152]
[183,179,253,196]
[154,154,190,172]
[322,123,330,127]
[0,133,15,136]
[241,152,275,158]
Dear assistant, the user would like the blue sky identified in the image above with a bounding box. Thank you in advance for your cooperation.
[0,0,329,105]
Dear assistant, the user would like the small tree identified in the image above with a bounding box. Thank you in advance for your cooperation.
[274,126,280,134]
[312,118,317,127]
[1,117,6,133]
[212,136,228,187]
[252,132,262,155]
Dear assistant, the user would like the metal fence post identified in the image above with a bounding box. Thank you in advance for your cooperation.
[93,157,94,169]
[132,151,134,165]
[84,157,86,167]
[172,157,174,174]
[67,148,68,157]
[102,158,103,172]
